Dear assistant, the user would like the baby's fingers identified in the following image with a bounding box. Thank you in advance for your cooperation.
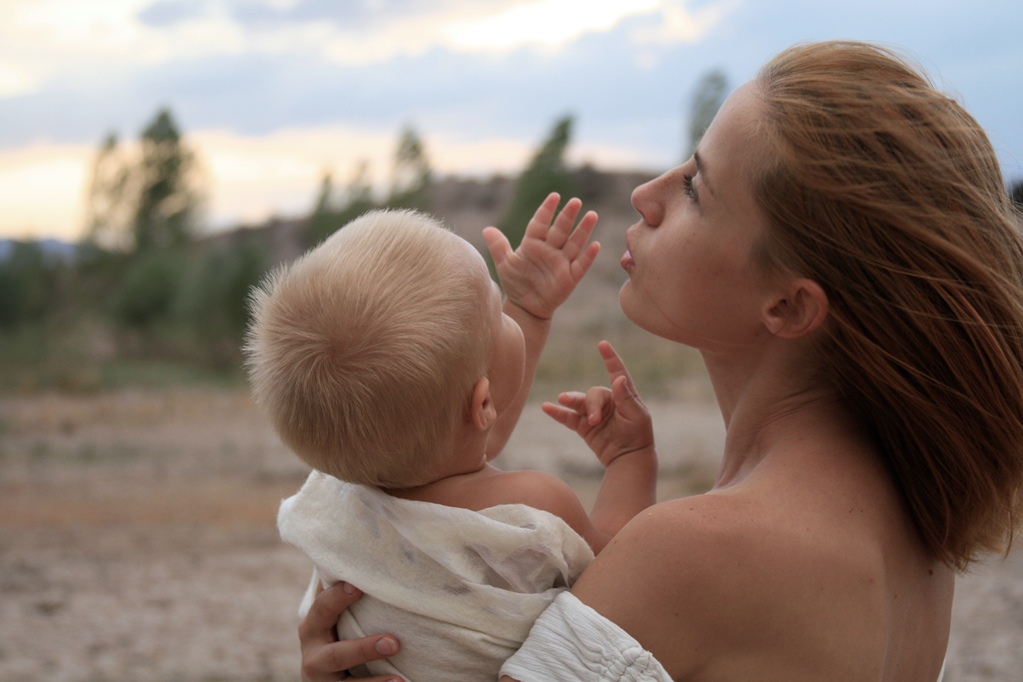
[569,239,601,281]
[564,209,599,259]
[598,341,636,390]
[582,386,614,425]
[541,400,583,430]
[482,226,512,267]
[523,193,563,242]
[610,375,646,417]
[546,197,584,249]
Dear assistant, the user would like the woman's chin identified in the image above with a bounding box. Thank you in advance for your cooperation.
[618,283,651,332]
[618,281,635,318]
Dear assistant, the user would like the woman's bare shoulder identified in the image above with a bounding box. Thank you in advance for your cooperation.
[570,493,888,680]
[577,492,780,571]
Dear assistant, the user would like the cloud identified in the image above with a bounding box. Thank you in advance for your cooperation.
[442,0,660,51]
[137,0,207,26]
[0,63,42,98]
[194,125,399,226]
[0,1,140,98]
[1,0,725,94]
[630,0,734,44]
[0,143,92,240]
[2,0,1021,241]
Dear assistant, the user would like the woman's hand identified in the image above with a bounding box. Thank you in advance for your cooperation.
[298,582,403,682]
[543,340,655,467]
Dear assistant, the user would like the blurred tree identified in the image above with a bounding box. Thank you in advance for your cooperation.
[345,159,375,209]
[132,108,204,253]
[0,241,60,328]
[307,170,337,244]
[84,108,205,255]
[307,161,377,247]
[109,248,188,330]
[387,125,432,210]
[176,235,272,367]
[574,162,611,203]
[686,68,729,159]
[312,171,336,214]
[499,115,577,254]
[84,133,132,251]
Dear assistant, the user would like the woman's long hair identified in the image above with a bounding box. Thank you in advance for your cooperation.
[752,41,1023,570]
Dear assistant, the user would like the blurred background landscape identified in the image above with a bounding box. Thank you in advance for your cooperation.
[1,1,1022,680]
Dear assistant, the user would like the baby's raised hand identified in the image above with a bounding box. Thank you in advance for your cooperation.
[482,193,600,320]
[542,341,654,467]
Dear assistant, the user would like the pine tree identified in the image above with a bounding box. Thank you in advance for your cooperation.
[84,132,132,251]
[306,161,378,247]
[499,115,577,254]
[132,108,203,253]
[387,125,432,210]
[82,107,205,255]
[686,68,729,159]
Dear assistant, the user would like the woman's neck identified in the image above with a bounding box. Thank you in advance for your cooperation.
[701,344,859,489]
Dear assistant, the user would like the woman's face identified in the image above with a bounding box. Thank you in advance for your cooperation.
[620,82,775,353]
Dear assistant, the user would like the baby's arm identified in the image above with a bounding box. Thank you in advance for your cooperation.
[543,341,657,536]
[482,193,600,455]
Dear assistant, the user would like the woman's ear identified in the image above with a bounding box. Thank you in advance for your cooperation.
[763,278,829,339]
[467,377,497,431]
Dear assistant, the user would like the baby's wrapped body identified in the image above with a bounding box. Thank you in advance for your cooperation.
[278,471,594,681]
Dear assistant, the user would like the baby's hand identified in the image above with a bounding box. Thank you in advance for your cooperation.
[542,341,654,467]
[482,193,600,320]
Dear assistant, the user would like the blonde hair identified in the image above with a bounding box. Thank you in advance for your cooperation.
[750,41,1023,570]
[244,209,494,487]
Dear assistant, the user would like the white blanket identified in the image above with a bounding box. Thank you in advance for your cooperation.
[500,591,673,682]
[278,470,594,682]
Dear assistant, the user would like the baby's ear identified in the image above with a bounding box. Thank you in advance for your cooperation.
[763,278,829,339]
[468,377,497,431]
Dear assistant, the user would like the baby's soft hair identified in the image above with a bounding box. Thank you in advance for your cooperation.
[751,40,1023,570]
[244,209,494,488]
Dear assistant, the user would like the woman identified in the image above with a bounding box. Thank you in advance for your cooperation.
[298,41,1023,681]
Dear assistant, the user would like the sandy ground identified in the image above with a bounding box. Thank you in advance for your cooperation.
[0,387,1020,681]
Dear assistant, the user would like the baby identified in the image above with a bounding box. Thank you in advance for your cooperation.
[245,195,657,681]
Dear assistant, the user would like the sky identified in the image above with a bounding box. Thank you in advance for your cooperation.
[1,0,1021,242]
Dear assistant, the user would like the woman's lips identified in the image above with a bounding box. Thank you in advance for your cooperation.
[620,249,634,270]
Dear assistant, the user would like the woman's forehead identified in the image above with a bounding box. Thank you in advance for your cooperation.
[698,83,762,192]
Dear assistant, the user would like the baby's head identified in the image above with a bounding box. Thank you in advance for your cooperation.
[245,209,498,487]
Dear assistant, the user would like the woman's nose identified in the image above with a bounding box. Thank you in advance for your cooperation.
[631,173,666,227]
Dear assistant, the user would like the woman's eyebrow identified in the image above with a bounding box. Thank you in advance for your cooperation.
[694,150,713,196]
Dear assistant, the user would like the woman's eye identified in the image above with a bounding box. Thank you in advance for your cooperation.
[682,174,698,201]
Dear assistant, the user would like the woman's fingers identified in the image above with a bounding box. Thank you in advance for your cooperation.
[301,637,401,682]
[298,584,353,650]
[299,582,357,645]
[298,582,402,682]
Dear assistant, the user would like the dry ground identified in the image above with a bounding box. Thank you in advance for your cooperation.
[0,388,1020,681]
